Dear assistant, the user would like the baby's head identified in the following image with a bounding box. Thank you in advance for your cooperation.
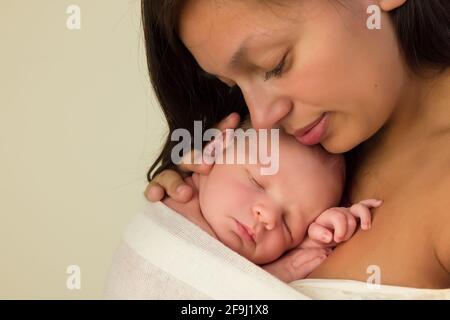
[192,120,345,264]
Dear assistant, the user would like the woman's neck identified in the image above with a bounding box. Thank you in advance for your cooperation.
[343,67,450,201]
[376,68,450,147]
[357,68,450,159]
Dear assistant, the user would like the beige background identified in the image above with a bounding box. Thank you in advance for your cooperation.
[0,0,166,299]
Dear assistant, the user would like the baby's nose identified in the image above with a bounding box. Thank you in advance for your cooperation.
[252,206,279,231]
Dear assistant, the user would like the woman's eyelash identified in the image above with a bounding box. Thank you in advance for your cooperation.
[264,54,287,81]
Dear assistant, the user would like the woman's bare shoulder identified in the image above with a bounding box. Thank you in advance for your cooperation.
[429,170,450,275]
[408,158,450,276]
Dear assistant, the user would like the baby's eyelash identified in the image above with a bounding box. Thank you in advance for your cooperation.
[250,177,264,189]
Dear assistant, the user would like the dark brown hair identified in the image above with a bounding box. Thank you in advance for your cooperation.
[142,0,450,182]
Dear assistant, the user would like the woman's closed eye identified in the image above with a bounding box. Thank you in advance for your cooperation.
[264,52,288,81]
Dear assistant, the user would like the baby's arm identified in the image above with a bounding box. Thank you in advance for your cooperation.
[262,199,382,283]
[301,198,382,249]
[262,247,330,283]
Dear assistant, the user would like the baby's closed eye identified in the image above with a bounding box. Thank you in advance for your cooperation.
[247,169,264,190]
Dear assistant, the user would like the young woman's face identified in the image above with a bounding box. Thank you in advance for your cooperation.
[179,0,410,153]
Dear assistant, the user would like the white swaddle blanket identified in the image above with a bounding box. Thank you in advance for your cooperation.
[104,198,450,300]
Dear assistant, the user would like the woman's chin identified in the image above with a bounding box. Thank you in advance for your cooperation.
[321,135,353,154]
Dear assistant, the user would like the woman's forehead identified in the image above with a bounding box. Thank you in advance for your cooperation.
[179,0,297,75]
[179,2,264,55]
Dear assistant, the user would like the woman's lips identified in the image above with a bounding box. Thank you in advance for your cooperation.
[235,219,256,243]
[294,113,329,146]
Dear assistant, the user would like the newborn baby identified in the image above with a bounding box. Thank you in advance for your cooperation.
[163,121,381,282]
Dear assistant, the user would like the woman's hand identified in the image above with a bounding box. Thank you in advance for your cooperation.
[145,113,241,203]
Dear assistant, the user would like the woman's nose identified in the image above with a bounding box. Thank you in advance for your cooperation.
[241,84,292,130]
[252,205,281,231]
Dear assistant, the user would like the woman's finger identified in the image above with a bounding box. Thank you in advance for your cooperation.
[144,181,165,202]
[178,113,241,174]
[146,169,193,203]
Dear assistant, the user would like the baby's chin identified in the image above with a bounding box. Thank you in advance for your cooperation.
[245,250,283,265]
[223,238,283,265]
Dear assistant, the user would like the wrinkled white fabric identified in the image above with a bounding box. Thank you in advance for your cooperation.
[105,198,449,300]
[290,279,450,300]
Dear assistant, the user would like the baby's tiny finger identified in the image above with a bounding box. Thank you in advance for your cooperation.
[342,213,357,241]
[308,222,333,243]
[358,199,383,208]
[350,203,372,230]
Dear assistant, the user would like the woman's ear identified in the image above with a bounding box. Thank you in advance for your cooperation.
[378,0,407,11]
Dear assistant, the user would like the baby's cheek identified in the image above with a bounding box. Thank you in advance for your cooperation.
[254,235,288,264]
[203,183,250,213]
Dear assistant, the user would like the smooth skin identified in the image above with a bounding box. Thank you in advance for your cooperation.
[146,0,450,288]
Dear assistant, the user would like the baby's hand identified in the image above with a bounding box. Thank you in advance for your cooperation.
[262,247,331,283]
[308,199,383,245]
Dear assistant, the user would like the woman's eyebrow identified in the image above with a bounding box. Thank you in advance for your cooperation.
[228,33,271,70]
[228,43,249,70]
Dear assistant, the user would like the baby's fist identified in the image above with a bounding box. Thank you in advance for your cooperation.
[308,199,383,245]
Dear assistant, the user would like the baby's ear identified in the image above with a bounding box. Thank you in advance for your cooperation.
[203,129,234,161]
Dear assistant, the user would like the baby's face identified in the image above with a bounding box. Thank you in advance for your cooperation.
[195,129,345,264]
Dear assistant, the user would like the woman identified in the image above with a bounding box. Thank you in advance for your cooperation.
[141,0,449,288]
